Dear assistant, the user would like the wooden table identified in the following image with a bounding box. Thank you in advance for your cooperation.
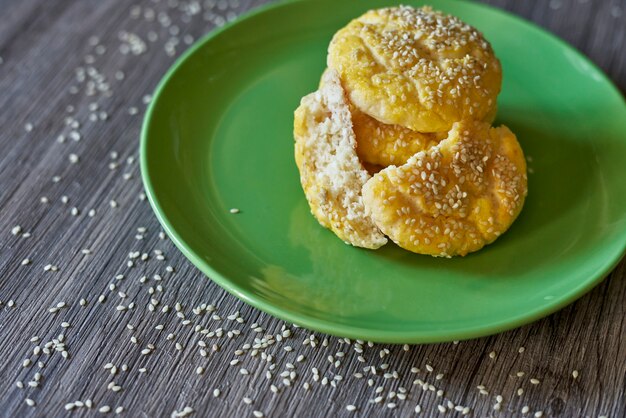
[1,0,624,416]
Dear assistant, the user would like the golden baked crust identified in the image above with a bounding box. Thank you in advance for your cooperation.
[319,68,442,166]
[362,121,527,257]
[328,6,502,133]
[351,104,443,166]
[294,69,387,249]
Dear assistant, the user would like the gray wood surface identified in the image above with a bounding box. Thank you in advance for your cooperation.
[1,0,625,417]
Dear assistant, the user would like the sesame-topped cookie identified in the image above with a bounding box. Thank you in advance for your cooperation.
[294,69,387,249]
[362,121,527,257]
[328,6,502,133]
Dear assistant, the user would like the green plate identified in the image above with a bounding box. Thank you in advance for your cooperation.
[141,0,626,343]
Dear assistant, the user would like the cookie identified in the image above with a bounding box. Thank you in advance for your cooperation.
[294,69,387,249]
[328,6,502,133]
[362,120,527,257]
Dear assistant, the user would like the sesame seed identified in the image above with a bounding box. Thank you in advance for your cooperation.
[253,411,264,418]
[25,398,36,407]
[229,208,240,214]
[346,405,357,411]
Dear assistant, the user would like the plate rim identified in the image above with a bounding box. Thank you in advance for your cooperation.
[140,0,626,343]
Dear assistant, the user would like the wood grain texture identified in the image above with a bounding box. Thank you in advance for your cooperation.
[0,0,625,417]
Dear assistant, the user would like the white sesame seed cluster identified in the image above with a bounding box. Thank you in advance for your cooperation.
[295,5,527,256]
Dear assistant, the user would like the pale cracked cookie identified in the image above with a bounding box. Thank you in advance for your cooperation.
[294,69,387,249]
[362,121,527,257]
[328,5,502,133]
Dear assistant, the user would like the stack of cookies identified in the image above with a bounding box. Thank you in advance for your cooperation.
[294,6,527,257]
